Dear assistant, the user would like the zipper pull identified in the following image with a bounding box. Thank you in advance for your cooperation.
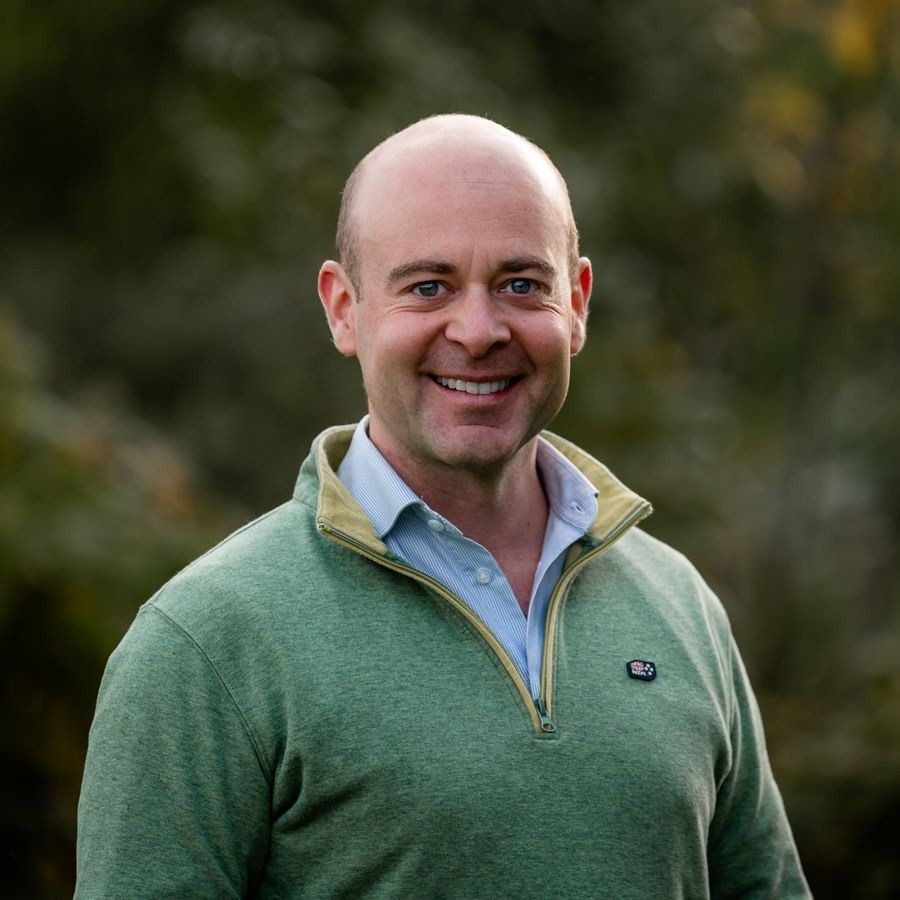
[534,697,556,733]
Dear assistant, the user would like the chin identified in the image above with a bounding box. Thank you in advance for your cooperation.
[430,434,526,474]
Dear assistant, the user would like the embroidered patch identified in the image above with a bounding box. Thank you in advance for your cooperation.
[626,659,657,681]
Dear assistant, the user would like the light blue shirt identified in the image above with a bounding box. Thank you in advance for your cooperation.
[337,418,598,697]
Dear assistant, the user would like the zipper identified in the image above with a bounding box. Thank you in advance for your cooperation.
[538,502,652,720]
[318,501,651,735]
[534,697,556,733]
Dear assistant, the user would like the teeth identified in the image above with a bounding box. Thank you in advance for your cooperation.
[435,376,512,395]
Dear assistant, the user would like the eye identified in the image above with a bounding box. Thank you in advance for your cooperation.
[505,278,537,295]
[411,281,444,298]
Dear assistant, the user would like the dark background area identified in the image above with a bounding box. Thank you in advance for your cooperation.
[2,0,898,895]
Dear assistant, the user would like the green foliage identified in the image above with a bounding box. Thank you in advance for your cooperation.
[1,0,898,894]
[0,311,243,896]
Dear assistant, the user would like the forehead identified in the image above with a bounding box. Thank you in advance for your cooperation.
[352,140,569,276]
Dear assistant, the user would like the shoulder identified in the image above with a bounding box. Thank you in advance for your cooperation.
[614,526,716,595]
[100,498,328,749]
[140,498,323,648]
[581,525,735,657]
[158,499,302,586]
[618,526,725,602]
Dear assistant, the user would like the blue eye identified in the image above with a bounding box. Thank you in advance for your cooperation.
[412,281,442,298]
[508,279,535,295]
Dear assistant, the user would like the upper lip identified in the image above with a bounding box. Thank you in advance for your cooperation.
[429,374,518,381]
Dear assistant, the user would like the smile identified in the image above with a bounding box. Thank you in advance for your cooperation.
[432,376,513,395]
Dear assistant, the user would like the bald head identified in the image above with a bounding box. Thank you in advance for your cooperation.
[336,115,580,292]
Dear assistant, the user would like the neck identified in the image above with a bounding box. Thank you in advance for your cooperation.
[366,431,551,613]
[372,436,549,554]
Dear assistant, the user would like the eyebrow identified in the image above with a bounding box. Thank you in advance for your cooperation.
[497,257,557,279]
[386,260,458,286]
[385,256,557,287]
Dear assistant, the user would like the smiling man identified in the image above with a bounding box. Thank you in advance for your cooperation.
[77,115,810,898]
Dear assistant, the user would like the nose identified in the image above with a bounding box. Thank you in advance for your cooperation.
[443,287,511,358]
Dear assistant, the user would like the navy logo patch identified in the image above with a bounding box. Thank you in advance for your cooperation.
[626,659,657,681]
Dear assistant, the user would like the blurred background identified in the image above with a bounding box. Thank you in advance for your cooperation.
[2,0,898,895]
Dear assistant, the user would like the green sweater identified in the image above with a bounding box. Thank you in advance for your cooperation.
[76,426,810,898]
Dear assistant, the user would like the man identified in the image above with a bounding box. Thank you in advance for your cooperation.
[77,115,810,897]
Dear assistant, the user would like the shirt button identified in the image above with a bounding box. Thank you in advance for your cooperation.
[427,518,445,532]
[474,567,493,585]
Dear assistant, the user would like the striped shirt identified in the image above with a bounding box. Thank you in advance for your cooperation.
[337,418,598,697]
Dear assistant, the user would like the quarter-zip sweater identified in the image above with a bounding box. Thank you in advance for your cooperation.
[76,425,810,899]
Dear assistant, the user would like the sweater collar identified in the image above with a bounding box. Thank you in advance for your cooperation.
[300,424,652,554]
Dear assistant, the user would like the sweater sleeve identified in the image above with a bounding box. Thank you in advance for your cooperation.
[707,630,811,898]
[76,603,271,899]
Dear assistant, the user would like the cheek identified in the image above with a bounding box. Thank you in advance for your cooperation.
[519,315,574,362]
[355,315,433,378]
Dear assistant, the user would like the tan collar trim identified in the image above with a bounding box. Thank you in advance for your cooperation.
[314,425,387,553]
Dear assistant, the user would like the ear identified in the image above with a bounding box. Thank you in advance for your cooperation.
[318,261,358,357]
[569,257,592,355]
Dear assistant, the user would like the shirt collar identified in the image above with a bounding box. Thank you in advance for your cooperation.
[535,438,599,534]
[337,417,598,542]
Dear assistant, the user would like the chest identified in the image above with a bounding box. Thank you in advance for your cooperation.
[239,561,730,898]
